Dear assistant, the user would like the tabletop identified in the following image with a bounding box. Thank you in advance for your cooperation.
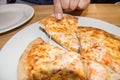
[0,4,120,49]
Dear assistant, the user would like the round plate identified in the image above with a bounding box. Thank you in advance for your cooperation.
[0,17,120,80]
[0,4,34,33]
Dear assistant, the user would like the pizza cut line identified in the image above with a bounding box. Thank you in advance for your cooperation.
[18,14,120,80]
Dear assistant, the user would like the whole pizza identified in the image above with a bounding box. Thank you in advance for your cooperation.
[17,14,120,80]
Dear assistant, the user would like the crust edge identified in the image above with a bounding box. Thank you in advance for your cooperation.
[17,38,45,80]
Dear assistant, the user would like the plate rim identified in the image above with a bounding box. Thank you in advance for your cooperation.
[0,3,34,33]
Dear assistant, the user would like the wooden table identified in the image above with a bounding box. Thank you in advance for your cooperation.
[0,4,120,49]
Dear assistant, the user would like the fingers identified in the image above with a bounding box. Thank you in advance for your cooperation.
[54,0,63,20]
[69,0,79,10]
[61,0,70,10]
[54,0,90,20]
[78,0,90,9]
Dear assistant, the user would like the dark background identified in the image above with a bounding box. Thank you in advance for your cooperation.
[8,0,120,4]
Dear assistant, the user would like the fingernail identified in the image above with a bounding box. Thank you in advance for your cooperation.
[56,13,62,20]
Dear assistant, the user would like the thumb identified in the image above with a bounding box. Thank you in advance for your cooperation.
[54,0,63,20]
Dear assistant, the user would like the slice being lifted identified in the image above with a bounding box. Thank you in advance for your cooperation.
[17,38,86,80]
[39,14,79,52]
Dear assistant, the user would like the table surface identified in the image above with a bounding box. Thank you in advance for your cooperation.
[0,4,120,49]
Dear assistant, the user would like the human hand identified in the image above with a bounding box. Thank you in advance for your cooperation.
[54,0,90,19]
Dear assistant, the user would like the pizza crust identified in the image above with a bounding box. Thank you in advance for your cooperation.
[17,50,29,80]
[17,38,46,80]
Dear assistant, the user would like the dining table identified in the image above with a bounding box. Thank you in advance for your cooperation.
[0,4,120,50]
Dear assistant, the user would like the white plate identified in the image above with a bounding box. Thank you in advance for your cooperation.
[0,4,34,33]
[0,17,120,80]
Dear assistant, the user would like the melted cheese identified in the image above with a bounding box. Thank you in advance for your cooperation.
[85,60,108,80]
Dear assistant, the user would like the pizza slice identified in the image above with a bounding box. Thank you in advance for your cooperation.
[76,27,120,74]
[17,38,86,80]
[39,14,79,52]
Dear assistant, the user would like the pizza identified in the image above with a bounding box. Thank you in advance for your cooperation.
[18,14,120,80]
[76,27,120,74]
[17,38,86,80]
[39,14,79,52]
